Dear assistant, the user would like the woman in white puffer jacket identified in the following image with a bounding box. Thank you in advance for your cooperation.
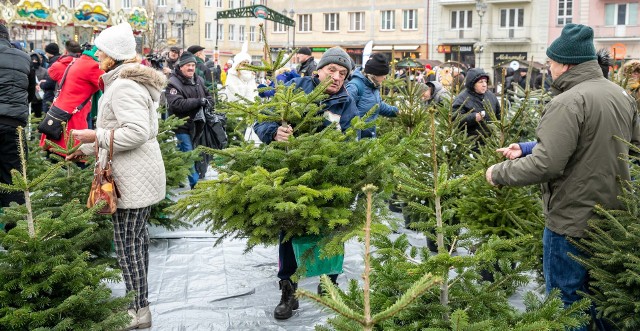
[67,23,166,330]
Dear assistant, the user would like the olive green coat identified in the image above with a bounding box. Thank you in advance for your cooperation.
[492,60,640,237]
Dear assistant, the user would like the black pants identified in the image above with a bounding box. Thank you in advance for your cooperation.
[277,232,339,284]
[0,125,26,207]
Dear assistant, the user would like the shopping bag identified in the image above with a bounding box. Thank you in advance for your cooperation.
[292,235,344,277]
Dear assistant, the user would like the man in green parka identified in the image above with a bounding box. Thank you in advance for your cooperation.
[486,24,640,330]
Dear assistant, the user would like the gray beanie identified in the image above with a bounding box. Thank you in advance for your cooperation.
[317,47,352,75]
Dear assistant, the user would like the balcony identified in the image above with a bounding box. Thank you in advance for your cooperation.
[484,0,531,3]
[592,25,640,41]
[437,28,479,44]
[486,27,531,44]
[438,0,477,6]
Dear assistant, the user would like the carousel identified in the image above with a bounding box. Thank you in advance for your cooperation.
[0,0,149,51]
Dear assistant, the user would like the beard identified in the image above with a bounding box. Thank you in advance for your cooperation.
[239,70,255,82]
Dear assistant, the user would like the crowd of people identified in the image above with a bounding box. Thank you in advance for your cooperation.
[1,20,640,330]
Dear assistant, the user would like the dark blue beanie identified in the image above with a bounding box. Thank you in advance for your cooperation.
[546,24,597,64]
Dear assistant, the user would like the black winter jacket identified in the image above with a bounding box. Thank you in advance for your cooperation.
[452,68,501,140]
[165,70,213,135]
[0,39,32,127]
[40,54,62,105]
[297,57,317,77]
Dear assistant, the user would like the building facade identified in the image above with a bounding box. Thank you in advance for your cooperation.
[265,0,428,67]
[431,0,551,83]
[548,0,639,64]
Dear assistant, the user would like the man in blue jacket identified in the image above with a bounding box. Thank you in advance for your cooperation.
[346,53,398,138]
[253,47,357,320]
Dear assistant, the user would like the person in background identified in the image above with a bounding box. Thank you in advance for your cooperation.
[487,24,639,331]
[346,53,398,138]
[0,23,34,213]
[425,64,436,82]
[187,45,212,89]
[221,58,232,85]
[165,51,214,189]
[40,42,61,114]
[253,47,358,320]
[420,81,451,106]
[39,45,103,159]
[451,67,500,147]
[619,59,640,110]
[296,47,316,77]
[67,23,166,330]
[162,46,181,76]
[223,50,257,102]
[30,51,47,118]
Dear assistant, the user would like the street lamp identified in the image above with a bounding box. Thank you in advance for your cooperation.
[168,8,197,49]
[475,0,487,68]
[282,8,295,52]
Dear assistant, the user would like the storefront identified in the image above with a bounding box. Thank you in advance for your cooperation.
[346,48,364,67]
[437,44,475,68]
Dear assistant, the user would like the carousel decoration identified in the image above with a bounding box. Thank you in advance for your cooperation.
[0,0,150,35]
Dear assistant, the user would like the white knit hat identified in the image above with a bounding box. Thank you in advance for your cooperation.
[94,23,137,61]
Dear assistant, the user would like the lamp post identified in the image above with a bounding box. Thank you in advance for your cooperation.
[475,0,487,68]
[167,8,197,50]
[282,8,295,53]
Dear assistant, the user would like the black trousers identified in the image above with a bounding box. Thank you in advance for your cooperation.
[277,232,339,284]
[0,124,26,207]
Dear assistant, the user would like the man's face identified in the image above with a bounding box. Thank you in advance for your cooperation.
[195,50,205,60]
[474,78,488,94]
[549,59,569,81]
[421,87,433,101]
[370,74,386,85]
[317,64,348,95]
[180,62,196,78]
[296,53,309,63]
[169,50,179,60]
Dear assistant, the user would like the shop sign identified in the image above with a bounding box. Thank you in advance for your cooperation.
[346,48,363,55]
[493,52,527,65]
[311,47,329,52]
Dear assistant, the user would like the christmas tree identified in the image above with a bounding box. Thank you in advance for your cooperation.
[0,127,130,330]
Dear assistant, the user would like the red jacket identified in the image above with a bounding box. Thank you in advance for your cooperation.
[40,54,104,153]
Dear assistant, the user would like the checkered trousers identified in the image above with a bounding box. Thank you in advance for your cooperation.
[112,206,151,310]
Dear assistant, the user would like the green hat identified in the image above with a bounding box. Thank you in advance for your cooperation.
[83,45,99,62]
[546,24,597,65]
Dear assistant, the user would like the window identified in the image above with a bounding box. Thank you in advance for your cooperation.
[122,0,131,8]
[274,22,286,32]
[451,10,472,29]
[249,26,256,42]
[216,0,222,7]
[349,12,365,31]
[157,0,166,6]
[299,14,312,32]
[205,0,211,7]
[228,0,234,9]
[156,22,166,39]
[324,13,339,31]
[500,8,524,28]
[403,9,418,30]
[238,0,244,7]
[229,24,235,41]
[557,0,572,25]
[605,3,638,26]
[205,22,212,39]
[217,23,224,40]
[381,10,395,30]
[138,0,143,6]
[239,26,245,41]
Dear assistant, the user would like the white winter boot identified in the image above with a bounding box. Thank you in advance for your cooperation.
[123,306,152,330]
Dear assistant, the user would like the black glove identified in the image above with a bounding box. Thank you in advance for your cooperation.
[200,98,208,106]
